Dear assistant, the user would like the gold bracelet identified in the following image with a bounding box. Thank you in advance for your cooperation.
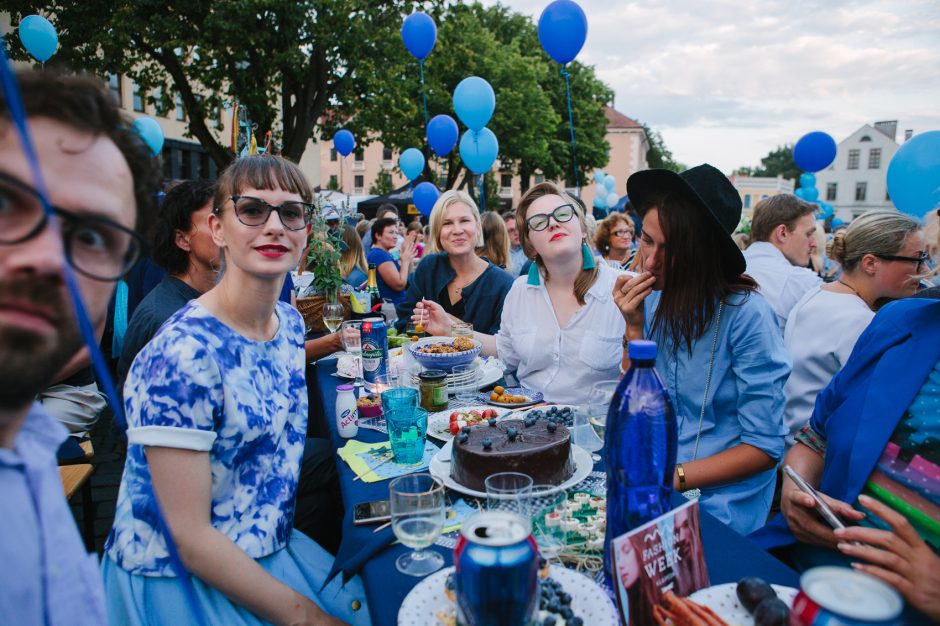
[676,463,687,491]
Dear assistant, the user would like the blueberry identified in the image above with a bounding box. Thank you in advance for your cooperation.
[559,606,573,619]
[559,592,571,605]
[524,418,535,428]
[569,617,583,626]
[538,555,547,569]
[547,422,557,433]
[560,407,571,415]
[481,437,492,449]
[458,433,469,444]
[543,617,556,626]
[446,573,455,590]
[507,427,518,441]
[547,601,561,613]
[488,417,498,427]
[461,425,471,435]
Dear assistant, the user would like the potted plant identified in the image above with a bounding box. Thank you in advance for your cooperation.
[295,213,351,332]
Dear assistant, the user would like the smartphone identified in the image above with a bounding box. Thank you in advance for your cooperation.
[782,465,846,530]
[353,499,391,525]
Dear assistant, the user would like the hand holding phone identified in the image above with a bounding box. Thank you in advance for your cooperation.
[782,465,846,530]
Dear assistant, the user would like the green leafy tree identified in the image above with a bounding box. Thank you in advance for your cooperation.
[4,0,426,168]
[734,145,799,183]
[369,169,394,195]
[642,123,685,172]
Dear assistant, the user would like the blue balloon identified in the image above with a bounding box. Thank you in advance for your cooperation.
[593,170,605,184]
[19,15,58,63]
[603,174,616,192]
[413,182,440,217]
[453,77,495,132]
[593,195,605,208]
[333,129,355,157]
[606,192,619,208]
[821,206,834,219]
[793,131,837,172]
[426,114,459,158]
[794,187,808,200]
[401,12,437,61]
[831,217,844,228]
[399,148,425,181]
[799,172,816,189]
[820,202,833,214]
[132,116,164,156]
[459,128,499,175]
[887,130,940,218]
[538,0,588,65]
[802,187,819,202]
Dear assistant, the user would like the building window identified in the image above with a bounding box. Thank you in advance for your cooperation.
[868,148,882,169]
[354,175,364,193]
[329,175,338,188]
[175,93,186,121]
[354,148,364,162]
[534,174,545,184]
[743,194,751,209]
[826,183,837,201]
[847,149,860,169]
[108,73,122,106]
[330,148,337,162]
[500,174,512,189]
[859,135,871,142]
[855,182,867,202]
[382,147,393,162]
[132,82,145,112]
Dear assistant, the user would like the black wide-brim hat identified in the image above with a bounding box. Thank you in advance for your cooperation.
[627,163,746,277]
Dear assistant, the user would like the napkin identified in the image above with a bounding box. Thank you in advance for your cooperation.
[323,524,396,588]
[336,439,438,483]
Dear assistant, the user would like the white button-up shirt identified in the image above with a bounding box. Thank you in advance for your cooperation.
[496,264,627,405]
[744,241,822,333]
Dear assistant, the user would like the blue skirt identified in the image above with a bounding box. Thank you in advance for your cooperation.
[103,529,371,626]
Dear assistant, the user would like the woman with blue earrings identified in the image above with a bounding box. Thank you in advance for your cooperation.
[415,181,635,405]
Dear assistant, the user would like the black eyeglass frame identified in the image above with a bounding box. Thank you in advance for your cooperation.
[220,195,314,231]
[0,171,146,281]
[526,203,576,232]
[875,252,929,270]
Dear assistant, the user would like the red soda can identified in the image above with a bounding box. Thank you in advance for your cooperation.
[790,567,903,626]
[454,511,539,626]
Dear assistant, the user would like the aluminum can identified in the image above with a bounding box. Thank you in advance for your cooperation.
[360,316,388,384]
[334,384,359,438]
[454,511,539,626]
[790,566,903,626]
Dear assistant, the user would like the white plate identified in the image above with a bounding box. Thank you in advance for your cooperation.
[429,443,593,498]
[688,582,798,625]
[398,565,618,626]
[427,406,512,443]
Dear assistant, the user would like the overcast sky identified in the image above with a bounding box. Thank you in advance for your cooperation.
[479,0,940,173]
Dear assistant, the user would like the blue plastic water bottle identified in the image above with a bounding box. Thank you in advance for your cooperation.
[603,339,678,587]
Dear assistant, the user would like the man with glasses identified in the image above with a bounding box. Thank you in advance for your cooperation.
[0,71,161,624]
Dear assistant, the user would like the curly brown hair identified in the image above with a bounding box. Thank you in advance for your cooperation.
[594,213,634,256]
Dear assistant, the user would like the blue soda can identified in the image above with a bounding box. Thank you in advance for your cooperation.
[791,567,902,626]
[454,511,539,626]
[360,316,388,384]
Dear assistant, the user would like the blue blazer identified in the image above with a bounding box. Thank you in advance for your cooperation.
[394,253,514,335]
[753,297,940,548]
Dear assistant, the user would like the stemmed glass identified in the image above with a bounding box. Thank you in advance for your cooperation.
[390,473,446,576]
[323,301,344,333]
[340,320,364,389]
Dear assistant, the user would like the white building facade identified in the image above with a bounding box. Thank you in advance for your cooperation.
[814,122,899,220]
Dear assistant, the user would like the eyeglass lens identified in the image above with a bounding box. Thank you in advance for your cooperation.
[528,204,575,231]
[233,196,310,230]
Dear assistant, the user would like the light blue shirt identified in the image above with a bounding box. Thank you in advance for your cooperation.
[0,403,107,625]
[645,290,790,535]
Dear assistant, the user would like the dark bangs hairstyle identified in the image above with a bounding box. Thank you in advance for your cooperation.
[212,154,313,214]
[643,192,757,355]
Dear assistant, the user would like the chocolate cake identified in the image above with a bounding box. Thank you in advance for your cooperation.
[450,418,574,492]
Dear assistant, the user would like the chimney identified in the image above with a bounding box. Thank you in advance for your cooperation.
[873,120,897,141]
[904,129,913,141]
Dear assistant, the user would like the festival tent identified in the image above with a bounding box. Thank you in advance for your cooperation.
[357,179,431,219]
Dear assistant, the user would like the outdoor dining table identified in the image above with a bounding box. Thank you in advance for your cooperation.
[312,358,799,626]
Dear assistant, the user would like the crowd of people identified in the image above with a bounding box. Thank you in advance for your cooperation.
[2,70,938,625]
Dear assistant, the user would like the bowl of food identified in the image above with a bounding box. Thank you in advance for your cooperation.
[408,336,482,371]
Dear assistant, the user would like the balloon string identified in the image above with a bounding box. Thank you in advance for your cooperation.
[419,60,429,134]
[478,174,485,212]
[0,44,207,625]
[561,66,579,193]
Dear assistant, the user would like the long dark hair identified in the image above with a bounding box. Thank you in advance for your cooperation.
[644,192,757,355]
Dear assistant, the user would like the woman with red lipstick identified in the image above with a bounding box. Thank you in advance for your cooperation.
[414,182,633,405]
[398,191,513,335]
[612,164,790,536]
[104,156,365,625]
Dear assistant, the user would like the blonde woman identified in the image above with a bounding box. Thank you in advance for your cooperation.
[594,213,636,269]
[476,210,512,271]
[415,182,632,405]
[339,224,368,288]
[395,190,513,334]
[782,209,924,444]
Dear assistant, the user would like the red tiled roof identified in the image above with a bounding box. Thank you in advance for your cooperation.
[605,106,641,129]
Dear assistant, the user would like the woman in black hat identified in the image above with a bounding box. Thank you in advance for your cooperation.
[613,164,790,535]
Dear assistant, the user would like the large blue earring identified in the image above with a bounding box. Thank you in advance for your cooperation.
[527,260,541,285]
[582,242,596,270]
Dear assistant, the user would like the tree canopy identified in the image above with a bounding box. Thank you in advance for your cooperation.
[734,145,800,183]
[642,123,685,173]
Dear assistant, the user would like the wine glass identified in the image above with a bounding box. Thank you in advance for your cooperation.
[588,380,620,443]
[389,473,446,576]
[340,320,364,389]
[485,472,533,518]
[323,301,344,333]
[571,406,604,462]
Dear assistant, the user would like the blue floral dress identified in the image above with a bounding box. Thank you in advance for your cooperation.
[103,301,369,625]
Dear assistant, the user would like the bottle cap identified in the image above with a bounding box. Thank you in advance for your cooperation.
[628,340,657,360]
[337,384,355,392]
[419,369,447,382]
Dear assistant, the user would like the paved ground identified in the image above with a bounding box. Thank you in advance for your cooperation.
[68,408,125,554]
